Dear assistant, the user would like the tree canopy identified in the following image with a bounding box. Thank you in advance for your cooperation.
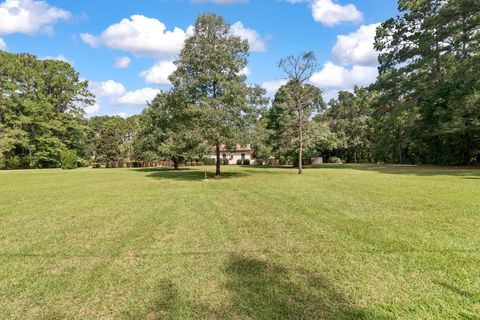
[169,13,253,176]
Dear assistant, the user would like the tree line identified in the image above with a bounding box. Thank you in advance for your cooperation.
[1,1,478,172]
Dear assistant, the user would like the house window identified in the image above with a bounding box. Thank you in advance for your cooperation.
[241,153,245,160]
[222,153,227,159]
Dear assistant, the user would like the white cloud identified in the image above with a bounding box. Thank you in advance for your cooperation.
[80,33,99,47]
[84,102,100,117]
[139,60,176,85]
[114,87,160,106]
[261,78,288,97]
[288,0,363,27]
[310,61,377,100]
[0,0,70,35]
[113,56,131,69]
[116,112,128,119]
[230,21,266,52]
[81,15,191,57]
[312,0,362,26]
[80,15,264,57]
[0,37,6,50]
[90,80,126,97]
[239,66,250,77]
[41,54,71,64]
[332,23,379,66]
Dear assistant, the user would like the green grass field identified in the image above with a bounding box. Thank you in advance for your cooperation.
[1,165,479,319]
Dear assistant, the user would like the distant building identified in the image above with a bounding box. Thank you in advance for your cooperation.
[311,157,323,165]
[208,145,254,164]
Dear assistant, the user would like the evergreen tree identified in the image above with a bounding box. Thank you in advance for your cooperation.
[169,13,252,176]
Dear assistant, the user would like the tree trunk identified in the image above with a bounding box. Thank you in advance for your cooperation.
[298,125,303,174]
[173,157,179,170]
[215,143,221,177]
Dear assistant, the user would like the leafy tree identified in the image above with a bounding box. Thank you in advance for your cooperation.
[267,82,334,167]
[374,0,480,164]
[324,87,377,163]
[0,51,93,168]
[88,116,125,165]
[135,90,208,169]
[60,150,78,170]
[273,52,326,173]
[169,13,252,176]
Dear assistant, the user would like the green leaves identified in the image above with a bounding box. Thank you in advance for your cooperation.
[374,0,480,164]
[168,13,256,174]
[0,51,93,168]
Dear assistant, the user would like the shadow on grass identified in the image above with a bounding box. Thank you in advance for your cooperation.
[131,167,248,182]
[303,164,480,178]
[136,254,390,320]
[434,281,478,301]
[222,254,388,319]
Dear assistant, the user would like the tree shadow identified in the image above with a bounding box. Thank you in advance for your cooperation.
[132,167,193,173]
[307,164,480,178]
[222,254,390,320]
[434,281,478,302]
[132,167,248,182]
[136,254,391,320]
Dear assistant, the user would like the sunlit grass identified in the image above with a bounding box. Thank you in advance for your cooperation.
[1,165,479,319]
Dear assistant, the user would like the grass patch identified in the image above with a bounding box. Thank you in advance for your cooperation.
[1,165,479,319]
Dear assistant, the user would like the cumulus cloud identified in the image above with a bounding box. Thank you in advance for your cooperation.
[287,0,362,27]
[113,56,131,69]
[332,23,379,66]
[261,22,379,100]
[84,102,100,117]
[90,80,126,97]
[41,54,71,64]
[310,61,377,100]
[80,33,99,47]
[0,37,6,50]
[230,21,266,52]
[81,15,192,57]
[261,78,288,97]
[116,112,128,119]
[139,60,176,85]
[114,87,160,106]
[0,0,70,35]
[81,15,264,56]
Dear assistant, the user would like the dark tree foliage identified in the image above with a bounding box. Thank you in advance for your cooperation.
[169,13,252,176]
[374,0,480,165]
[88,115,136,166]
[323,87,377,163]
[267,82,336,166]
[134,90,208,169]
[0,51,93,168]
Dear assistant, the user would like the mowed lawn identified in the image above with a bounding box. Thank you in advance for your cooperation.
[0,165,479,319]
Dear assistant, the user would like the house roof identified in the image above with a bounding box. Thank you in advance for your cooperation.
[219,144,252,152]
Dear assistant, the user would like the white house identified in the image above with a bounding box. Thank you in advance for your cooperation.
[208,145,254,165]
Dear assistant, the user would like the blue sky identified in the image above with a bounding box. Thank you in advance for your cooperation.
[0,0,398,117]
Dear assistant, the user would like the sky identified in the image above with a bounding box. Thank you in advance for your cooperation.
[0,0,399,118]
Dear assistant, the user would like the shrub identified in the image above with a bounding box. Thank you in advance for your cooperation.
[77,158,90,168]
[236,159,243,165]
[191,161,197,166]
[223,158,229,165]
[242,159,250,165]
[60,150,78,170]
[204,158,216,165]
[185,161,191,166]
[328,156,343,164]
[197,161,204,166]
